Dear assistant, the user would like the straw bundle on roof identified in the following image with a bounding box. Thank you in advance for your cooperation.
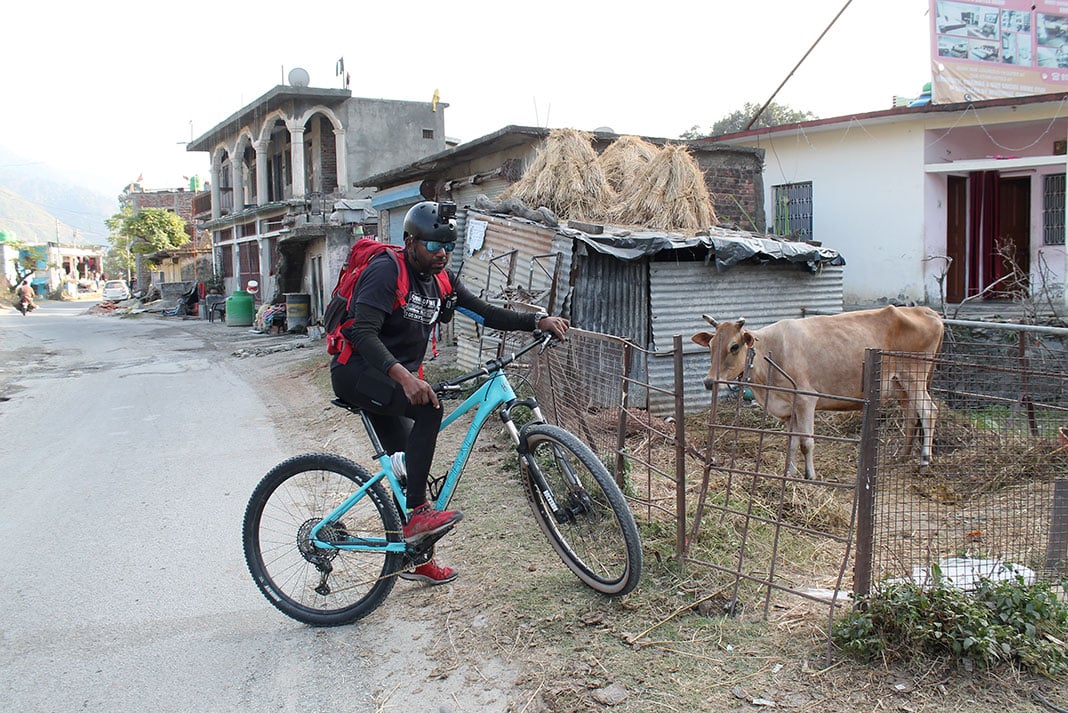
[611,143,717,232]
[597,135,659,193]
[500,129,614,222]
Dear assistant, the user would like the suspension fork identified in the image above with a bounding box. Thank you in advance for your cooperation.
[504,399,586,524]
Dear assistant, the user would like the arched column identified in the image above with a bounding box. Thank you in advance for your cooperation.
[210,154,222,220]
[333,127,348,195]
[288,122,306,199]
[230,151,244,211]
[254,140,269,206]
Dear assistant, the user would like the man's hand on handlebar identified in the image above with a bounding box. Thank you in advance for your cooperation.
[537,315,569,341]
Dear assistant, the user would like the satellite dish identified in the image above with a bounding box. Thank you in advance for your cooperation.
[593,126,615,134]
[288,68,310,87]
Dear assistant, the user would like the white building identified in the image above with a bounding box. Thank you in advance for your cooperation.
[708,93,1068,309]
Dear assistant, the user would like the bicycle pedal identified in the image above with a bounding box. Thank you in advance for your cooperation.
[406,524,454,552]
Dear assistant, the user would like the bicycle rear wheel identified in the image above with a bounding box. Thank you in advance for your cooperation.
[242,453,403,626]
[520,424,642,596]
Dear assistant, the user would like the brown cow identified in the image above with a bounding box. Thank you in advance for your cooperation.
[691,306,944,480]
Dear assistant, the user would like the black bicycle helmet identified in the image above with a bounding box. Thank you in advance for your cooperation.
[403,201,456,243]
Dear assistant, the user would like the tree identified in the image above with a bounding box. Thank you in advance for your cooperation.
[106,206,190,280]
[681,102,817,139]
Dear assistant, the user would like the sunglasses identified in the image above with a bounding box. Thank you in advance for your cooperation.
[420,239,455,253]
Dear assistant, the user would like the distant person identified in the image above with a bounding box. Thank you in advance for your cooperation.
[15,280,36,311]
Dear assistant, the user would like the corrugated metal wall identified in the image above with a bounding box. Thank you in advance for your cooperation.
[451,210,570,370]
[444,212,845,415]
[450,177,511,213]
[649,262,844,415]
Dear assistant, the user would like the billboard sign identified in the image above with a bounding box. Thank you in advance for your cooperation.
[932,1,1068,102]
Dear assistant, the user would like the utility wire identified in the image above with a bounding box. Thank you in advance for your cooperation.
[746,0,855,131]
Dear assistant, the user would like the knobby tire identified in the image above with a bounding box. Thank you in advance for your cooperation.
[521,424,642,596]
[242,453,403,626]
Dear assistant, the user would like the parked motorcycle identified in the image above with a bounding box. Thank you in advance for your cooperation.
[17,296,35,316]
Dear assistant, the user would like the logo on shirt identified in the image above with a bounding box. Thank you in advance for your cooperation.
[403,292,440,325]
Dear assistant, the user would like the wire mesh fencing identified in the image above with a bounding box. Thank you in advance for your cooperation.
[860,330,1068,593]
[495,322,1068,635]
[502,328,688,536]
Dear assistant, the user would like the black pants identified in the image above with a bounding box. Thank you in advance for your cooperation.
[330,365,443,509]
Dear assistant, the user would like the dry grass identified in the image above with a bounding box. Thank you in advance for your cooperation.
[500,128,615,223]
[596,134,659,194]
[610,143,717,232]
[502,131,717,234]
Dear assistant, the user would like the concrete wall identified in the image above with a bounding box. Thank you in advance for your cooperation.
[752,122,929,304]
[344,99,446,183]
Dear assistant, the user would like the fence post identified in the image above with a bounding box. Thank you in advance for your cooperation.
[1047,479,1068,573]
[853,349,881,598]
[674,335,687,558]
[614,341,632,489]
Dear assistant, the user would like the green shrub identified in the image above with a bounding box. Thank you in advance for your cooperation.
[833,573,1068,679]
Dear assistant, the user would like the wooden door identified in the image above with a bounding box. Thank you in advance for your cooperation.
[946,175,967,303]
[997,177,1031,297]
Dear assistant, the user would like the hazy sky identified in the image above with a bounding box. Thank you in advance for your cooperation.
[4,0,931,193]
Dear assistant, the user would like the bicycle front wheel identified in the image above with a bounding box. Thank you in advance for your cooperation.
[242,453,404,626]
[521,424,642,596]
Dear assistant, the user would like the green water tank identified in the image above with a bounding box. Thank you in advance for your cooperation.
[225,290,255,327]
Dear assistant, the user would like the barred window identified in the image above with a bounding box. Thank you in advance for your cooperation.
[772,181,813,240]
[1043,173,1065,246]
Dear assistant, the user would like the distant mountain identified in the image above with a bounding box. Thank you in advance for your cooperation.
[0,147,115,246]
[0,187,83,245]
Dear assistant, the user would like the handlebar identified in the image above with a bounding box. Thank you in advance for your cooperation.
[432,331,557,397]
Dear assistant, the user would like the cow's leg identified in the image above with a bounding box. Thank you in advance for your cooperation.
[915,387,937,469]
[890,372,921,462]
[782,415,800,478]
[900,377,937,469]
[793,398,818,480]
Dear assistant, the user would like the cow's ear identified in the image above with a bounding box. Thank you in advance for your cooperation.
[692,332,712,347]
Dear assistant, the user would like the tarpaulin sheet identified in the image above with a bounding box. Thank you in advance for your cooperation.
[561,226,845,272]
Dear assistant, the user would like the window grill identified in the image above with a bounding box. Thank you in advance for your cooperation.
[1043,173,1065,246]
[772,181,813,240]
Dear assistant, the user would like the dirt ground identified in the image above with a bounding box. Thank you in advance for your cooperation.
[230,338,1068,713]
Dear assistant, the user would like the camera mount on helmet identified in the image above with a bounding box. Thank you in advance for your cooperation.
[403,201,457,243]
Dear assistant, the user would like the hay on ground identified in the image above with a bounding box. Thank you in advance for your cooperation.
[597,135,659,193]
[500,129,614,222]
[611,143,717,232]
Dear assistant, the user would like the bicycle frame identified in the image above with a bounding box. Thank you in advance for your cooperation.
[309,341,547,555]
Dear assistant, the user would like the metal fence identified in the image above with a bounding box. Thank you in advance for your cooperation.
[500,320,1068,638]
[858,322,1068,594]
[504,328,859,631]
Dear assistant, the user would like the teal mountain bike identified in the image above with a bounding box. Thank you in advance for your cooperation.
[242,332,642,626]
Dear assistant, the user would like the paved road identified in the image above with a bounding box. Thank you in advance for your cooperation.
[0,301,460,712]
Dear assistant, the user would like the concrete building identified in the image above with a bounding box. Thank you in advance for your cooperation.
[0,239,104,297]
[122,185,211,289]
[707,93,1068,309]
[186,71,447,320]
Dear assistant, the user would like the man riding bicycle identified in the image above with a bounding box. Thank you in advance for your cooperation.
[330,200,568,584]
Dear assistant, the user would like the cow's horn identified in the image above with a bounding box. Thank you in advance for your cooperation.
[702,314,718,326]
[737,317,746,327]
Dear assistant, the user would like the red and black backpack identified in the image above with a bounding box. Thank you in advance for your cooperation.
[323,238,452,364]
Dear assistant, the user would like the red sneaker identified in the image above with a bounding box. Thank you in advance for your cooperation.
[402,503,463,543]
[399,558,458,585]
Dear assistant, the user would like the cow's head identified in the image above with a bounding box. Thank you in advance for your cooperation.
[691,315,755,392]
